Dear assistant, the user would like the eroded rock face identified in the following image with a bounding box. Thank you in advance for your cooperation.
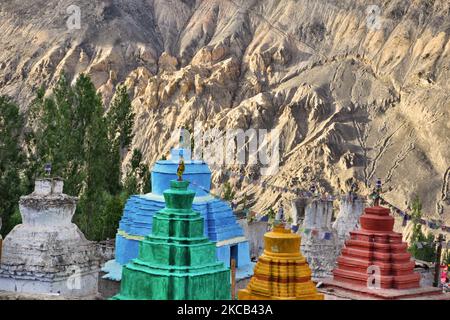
[0,179,99,298]
[0,0,449,224]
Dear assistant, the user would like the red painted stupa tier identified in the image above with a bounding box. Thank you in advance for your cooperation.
[333,206,421,290]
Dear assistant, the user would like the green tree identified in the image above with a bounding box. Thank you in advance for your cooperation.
[443,250,450,266]
[73,74,110,239]
[0,96,26,236]
[107,85,135,152]
[105,85,135,194]
[4,208,22,235]
[29,74,112,240]
[408,196,437,262]
[25,74,141,241]
[265,207,276,226]
[101,192,128,239]
[124,149,150,195]
[82,191,127,241]
[28,76,82,195]
[222,182,236,202]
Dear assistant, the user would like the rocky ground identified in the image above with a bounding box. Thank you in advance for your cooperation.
[0,0,449,227]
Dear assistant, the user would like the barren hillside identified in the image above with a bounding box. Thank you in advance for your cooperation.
[0,0,449,222]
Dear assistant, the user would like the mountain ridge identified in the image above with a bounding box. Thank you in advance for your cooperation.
[0,0,449,223]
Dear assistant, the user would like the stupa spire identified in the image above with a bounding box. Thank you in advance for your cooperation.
[238,222,323,300]
[369,178,383,206]
[177,155,185,181]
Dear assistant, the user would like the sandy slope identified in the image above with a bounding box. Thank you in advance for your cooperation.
[0,0,449,223]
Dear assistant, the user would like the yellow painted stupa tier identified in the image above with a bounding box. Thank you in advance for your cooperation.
[238,225,324,300]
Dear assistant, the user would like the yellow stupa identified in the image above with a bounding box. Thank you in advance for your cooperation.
[238,223,324,300]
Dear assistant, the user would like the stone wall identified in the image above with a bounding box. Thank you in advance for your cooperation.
[95,240,115,265]
[332,196,366,249]
[238,219,268,260]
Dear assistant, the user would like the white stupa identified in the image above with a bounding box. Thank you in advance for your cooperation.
[332,194,366,248]
[300,196,340,279]
[0,178,99,298]
[0,216,3,260]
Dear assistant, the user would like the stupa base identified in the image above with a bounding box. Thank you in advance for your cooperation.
[333,268,421,289]
[238,288,324,300]
[0,290,101,300]
[113,258,231,300]
[0,271,99,299]
[102,259,255,283]
[113,271,231,300]
[318,278,449,300]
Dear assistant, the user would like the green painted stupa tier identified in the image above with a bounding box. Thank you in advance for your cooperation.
[113,180,231,300]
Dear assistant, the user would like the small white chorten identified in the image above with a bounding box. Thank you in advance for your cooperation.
[0,178,100,298]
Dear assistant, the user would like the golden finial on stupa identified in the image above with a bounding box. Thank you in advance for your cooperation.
[177,156,185,181]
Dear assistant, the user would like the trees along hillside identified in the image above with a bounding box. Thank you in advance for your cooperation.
[25,74,149,240]
[0,96,27,236]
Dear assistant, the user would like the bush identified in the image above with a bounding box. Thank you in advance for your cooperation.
[408,232,436,263]
[407,196,437,263]
[3,207,22,235]
[222,182,235,202]
[75,191,127,241]
[443,251,450,265]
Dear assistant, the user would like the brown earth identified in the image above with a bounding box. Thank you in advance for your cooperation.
[0,0,449,226]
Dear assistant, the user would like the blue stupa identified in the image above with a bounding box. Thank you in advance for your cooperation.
[102,148,253,281]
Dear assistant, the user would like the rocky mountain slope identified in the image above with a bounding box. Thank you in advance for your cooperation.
[0,0,449,223]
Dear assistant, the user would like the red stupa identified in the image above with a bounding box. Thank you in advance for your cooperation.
[333,205,421,289]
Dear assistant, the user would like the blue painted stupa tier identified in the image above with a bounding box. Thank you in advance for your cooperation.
[115,193,249,266]
[103,148,253,281]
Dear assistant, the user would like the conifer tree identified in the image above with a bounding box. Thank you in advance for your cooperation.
[124,148,150,195]
[29,75,82,195]
[108,85,135,154]
[408,196,437,262]
[0,96,26,235]
[29,74,111,239]
[73,74,109,238]
[106,84,135,194]
[25,74,142,240]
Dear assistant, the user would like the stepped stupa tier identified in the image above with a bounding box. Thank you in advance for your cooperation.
[333,206,421,289]
[113,180,231,300]
[0,178,99,298]
[103,148,252,280]
[238,223,323,300]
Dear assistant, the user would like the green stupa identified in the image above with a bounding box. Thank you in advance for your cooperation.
[113,180,231,300]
